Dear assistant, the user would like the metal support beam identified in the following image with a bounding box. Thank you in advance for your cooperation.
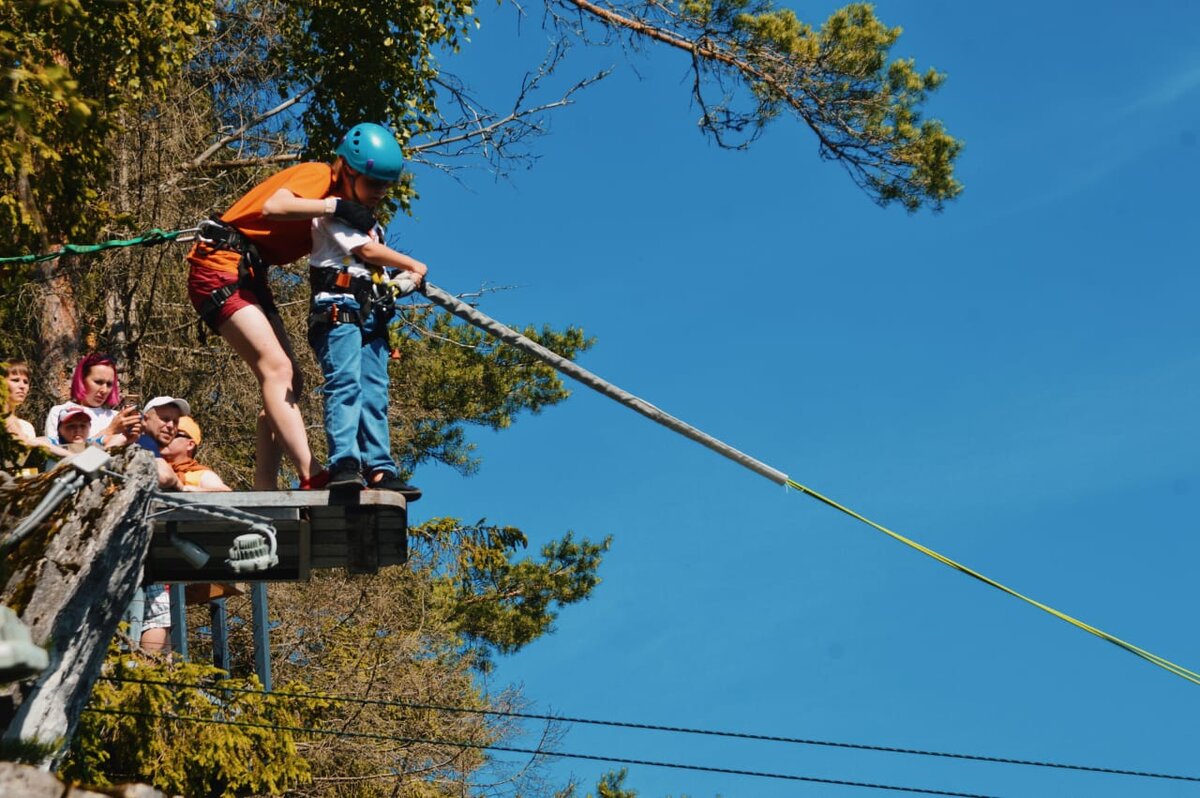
[209,599,230,673]
[250,583,272,690]
[168,583,187,660]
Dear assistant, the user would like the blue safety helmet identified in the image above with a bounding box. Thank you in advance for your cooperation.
[335,123,404,182]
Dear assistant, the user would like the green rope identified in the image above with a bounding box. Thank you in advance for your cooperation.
[0,227,193,266]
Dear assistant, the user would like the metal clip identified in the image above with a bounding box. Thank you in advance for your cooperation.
[196,219,225,245]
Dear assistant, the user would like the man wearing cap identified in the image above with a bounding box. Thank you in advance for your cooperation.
[161,416,231,492]
[129,396,192,654]
[137,396,188,490]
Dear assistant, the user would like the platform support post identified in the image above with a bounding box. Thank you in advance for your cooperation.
[210,598,230,673]
[251,583,272,690]
[168,583,188,660]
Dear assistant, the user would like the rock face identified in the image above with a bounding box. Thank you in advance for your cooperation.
[0,450,159,769]
[0,761,176,797]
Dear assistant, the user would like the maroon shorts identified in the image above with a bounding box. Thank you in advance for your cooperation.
[187,261,275,331]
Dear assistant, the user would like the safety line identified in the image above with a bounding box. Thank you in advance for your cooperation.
[785,479,1200,686]
[98,675,1200,783]
[0,228,195,266]
[1,232,1192,688]
[418,283,1200,689]
[82,708,999,797]
[421,282,789,484]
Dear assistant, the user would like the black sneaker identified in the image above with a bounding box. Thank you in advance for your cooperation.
[327,463,365,491]
[367,471,422,502]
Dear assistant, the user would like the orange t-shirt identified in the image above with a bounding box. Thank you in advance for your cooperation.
[187,162,335,274]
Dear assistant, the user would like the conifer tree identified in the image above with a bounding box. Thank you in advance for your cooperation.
[2,1,961,793]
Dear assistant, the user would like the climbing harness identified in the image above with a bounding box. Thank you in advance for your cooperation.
[308,267,382,343]
[194,217,273,333]
[307,266,417,343]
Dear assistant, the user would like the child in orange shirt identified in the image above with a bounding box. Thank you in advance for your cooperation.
[186,123,405,489]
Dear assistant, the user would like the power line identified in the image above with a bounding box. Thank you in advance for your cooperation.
[82,707,1000,798]
[100,675,1200,784]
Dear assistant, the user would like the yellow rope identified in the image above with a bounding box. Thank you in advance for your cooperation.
[785,479,1200,686]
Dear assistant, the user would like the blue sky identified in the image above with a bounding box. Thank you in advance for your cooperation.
[395,1,1200,795]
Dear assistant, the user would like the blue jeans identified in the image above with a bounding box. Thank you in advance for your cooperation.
[310,296,398,476]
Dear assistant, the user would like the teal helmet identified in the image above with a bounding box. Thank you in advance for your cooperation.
[335,123,403,181]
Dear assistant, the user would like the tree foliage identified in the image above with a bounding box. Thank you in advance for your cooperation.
[417,517,610,658]
[276,0,476,158]
[63,651,326,797]
[63,517,608,796]
[552,769,640,798]
[1,0,962,794]
[0,0,211,251]
[556,0,961,210]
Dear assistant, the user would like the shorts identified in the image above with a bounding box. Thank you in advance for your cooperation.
[188,260,275,331]
[142,583,171,631]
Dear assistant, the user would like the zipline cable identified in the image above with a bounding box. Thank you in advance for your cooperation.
[783,478,1200,685]
[420,282,787,484]
[98,675,1200,783]
[82,707,1000,798]
[2,231,1194,688]
[418,282,1200,688]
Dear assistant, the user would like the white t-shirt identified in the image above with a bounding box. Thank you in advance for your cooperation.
[44,403,115,441]
[310,212,383,304]
[6,415,35,444]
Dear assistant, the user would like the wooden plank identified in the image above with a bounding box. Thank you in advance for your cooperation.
[347,507,379,574]
[153,490,407,510]
[147,490,408,581]
[154,506,300,522]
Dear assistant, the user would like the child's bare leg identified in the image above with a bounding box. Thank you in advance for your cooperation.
[140,627,171,653]
[219,305,321,486]
[254,410,285,489]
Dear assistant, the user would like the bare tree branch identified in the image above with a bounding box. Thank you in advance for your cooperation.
[182,88,313,171]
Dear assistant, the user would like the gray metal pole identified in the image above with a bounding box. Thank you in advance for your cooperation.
[210,599,230,674]
[250,583,272,691]
[168,584,187,660]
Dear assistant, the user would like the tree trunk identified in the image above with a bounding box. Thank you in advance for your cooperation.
[33,262,80,401]
[0,450,158,769]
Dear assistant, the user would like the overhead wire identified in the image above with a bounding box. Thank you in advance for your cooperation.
[82,707,1000,798]
[99,676,1200,784]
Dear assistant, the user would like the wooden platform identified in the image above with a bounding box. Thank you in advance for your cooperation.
[145,490,408,583]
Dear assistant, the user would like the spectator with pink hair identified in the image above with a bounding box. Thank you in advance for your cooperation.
[42,353,141,446]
